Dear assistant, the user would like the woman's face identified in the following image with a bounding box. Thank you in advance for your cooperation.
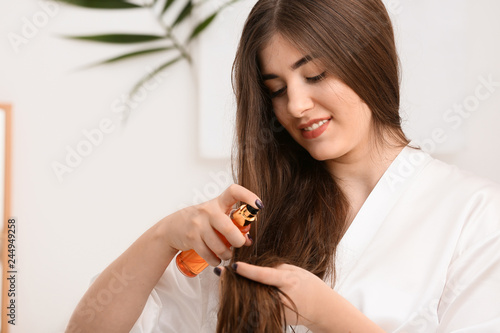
[259,34,374,163]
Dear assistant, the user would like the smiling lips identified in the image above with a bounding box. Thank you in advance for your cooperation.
[300,118,331,139]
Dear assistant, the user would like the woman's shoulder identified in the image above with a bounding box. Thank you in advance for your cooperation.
[403,147,500,257]
[415,150,500,235]
[394,147,500,231]
[405,147,500,202]
[431,154,500,197]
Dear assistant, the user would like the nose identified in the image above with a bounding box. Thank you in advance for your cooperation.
[287,83,314,118]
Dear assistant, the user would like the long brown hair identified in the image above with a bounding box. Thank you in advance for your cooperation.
[217,0,408,331]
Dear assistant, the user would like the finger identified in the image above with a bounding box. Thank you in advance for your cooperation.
[232,262,285,287]
[201,225,233,260]
[210,213,247,248]
[192,239,223,267]
[213,265,227,278]
[217,184,262,213]
[244,233,253,246]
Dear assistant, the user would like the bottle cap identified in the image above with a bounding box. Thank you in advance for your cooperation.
[246,205,259,215]
[232,204,259,227]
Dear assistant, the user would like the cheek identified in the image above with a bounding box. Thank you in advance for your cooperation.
[346,106,373,138]
[272,109,298,138]
[272,105,288,127]
[353,103,372,125]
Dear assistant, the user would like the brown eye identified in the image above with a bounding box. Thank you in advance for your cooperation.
[270,87,286,99]
[306,71,327,82]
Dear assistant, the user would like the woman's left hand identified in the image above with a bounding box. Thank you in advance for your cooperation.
[225,262,385,333]
[225,262,329,328]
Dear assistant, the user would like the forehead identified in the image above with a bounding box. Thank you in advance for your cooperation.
[258,34,324,74]
[258,34,304,70]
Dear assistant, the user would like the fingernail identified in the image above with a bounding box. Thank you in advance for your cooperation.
[255,199,264,209]
[248,233,253,242]
[213,267,221,276]
[231,263,238,271]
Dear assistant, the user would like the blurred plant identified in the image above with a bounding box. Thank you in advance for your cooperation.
[56,0,239,118]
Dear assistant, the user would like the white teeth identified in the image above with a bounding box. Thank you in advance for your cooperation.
[304,119,328,131]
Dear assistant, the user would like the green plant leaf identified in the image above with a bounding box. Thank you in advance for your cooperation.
[129,56,183,97]
[162,0,176,14]
[188,12,217,41]
[56,0,142,9]
[172,0,193,27]
[94,46,174,66]
[65,34,167,44]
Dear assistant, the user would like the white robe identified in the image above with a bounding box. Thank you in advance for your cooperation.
[131,146,500,332]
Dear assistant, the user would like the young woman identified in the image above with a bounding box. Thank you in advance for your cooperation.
[67,0,500,332]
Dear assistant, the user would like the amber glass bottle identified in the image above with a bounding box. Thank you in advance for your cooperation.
[176,204,258,277]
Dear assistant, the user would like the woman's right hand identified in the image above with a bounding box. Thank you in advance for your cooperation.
[67,186,261,332]
[160,184,262,267]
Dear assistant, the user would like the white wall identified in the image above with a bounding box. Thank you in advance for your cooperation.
[433,1,500,180]
[0,1,499,332]
[1,1,234,332]
[392,0,500,179]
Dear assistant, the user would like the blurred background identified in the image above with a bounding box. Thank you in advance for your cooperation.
[0,0,499,332]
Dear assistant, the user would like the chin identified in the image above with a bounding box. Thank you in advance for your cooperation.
[302,141,350,161]
[305,148,339,162]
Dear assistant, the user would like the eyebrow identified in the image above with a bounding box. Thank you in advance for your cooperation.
[261,55,315,81]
